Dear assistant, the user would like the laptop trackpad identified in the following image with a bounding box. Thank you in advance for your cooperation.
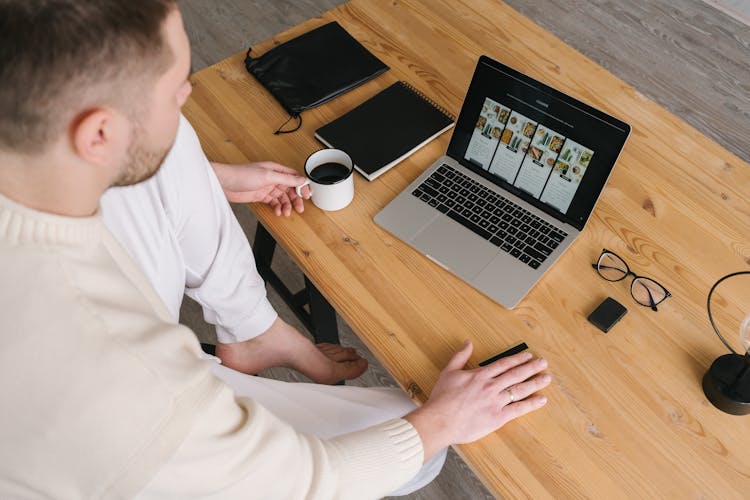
[411,217,497,279]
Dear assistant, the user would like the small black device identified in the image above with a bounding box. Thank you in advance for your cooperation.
[479,342,529,366]
[587,297,628,333]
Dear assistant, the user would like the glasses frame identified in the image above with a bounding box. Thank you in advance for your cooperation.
[591,248,672,311]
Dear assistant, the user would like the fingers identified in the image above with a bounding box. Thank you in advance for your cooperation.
[255,160,300,176]
[501,394,548,422]
[500,371,551,406]
[288,187,305,213]
[297,184,311,199]
[480,352,550,414]
[263,168,306,188]
[482,351,534,378]
[267,198,282,216]
[261,187,296,216]
[276,189,293,217]
[492,357,548,392]
[276,186,307,214]
[445,341,474,371]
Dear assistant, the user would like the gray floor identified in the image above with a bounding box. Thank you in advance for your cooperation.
[178,1,749,498]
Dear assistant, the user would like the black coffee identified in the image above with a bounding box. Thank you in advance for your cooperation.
[309,162,350,184]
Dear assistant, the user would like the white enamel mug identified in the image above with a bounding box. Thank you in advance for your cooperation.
[296,149,355,211]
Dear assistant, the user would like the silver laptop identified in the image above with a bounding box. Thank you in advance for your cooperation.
[375,56,631,308]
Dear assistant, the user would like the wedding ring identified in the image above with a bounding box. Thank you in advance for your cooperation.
[506,387,515,403]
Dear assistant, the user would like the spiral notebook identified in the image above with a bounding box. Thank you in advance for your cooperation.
[315,81,455,181]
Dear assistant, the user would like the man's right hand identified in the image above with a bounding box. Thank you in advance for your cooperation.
[404,341,550,462]
[210,161,310,216]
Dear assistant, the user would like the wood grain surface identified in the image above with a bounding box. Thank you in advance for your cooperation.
[182,0,750,497]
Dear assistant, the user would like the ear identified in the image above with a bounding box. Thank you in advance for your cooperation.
[70,108,126,167]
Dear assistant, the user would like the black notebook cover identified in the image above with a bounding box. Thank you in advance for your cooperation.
[245,22,389,117]
[315,81,455,180]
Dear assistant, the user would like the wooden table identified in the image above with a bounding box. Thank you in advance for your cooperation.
[183,0,750,497]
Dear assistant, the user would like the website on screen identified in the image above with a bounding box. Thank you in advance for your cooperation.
[464,96,595,214]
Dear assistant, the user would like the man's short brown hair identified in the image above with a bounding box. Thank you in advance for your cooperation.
[0,0,177,153]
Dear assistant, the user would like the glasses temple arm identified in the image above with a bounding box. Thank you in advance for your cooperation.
[644,286,658,312]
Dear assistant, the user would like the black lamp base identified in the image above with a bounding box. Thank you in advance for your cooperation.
[702,354,750,415]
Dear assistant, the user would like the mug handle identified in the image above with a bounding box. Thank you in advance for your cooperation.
[296,179,312,198]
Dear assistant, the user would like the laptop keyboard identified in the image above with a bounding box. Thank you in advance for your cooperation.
[411,164,567,269]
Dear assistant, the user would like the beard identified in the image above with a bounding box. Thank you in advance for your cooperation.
[111,121,171,188]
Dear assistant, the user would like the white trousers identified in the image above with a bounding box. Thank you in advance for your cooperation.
[211,363,446,496]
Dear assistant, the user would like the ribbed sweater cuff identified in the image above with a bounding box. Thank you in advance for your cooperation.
[325,418,424,497]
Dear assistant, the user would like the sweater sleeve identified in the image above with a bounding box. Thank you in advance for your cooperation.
[137,383,424,499]
[169,115,277,343]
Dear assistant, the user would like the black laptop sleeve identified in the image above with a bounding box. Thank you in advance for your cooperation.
[244,21,389,133]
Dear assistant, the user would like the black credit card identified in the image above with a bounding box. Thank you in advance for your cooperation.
[479,342,529,366]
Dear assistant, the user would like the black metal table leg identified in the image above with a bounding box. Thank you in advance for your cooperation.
[252,220,277,279]
[252,222,340,345]
[304,276,339,345]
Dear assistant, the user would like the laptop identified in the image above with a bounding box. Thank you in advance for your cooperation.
[374,55,631,308]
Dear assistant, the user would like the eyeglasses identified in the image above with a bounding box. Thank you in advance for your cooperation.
[592,249,671,311]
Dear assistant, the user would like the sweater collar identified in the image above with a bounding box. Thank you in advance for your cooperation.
[0,191,102,246]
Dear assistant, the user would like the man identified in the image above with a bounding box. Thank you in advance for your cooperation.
[0,1,550,498]
[101,113,448,495]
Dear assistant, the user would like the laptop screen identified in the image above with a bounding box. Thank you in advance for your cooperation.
[447,56,630,231]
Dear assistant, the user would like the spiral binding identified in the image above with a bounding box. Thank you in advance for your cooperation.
[399,81,456,122]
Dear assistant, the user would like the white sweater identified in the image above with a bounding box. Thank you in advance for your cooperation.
[0,191,422,498]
